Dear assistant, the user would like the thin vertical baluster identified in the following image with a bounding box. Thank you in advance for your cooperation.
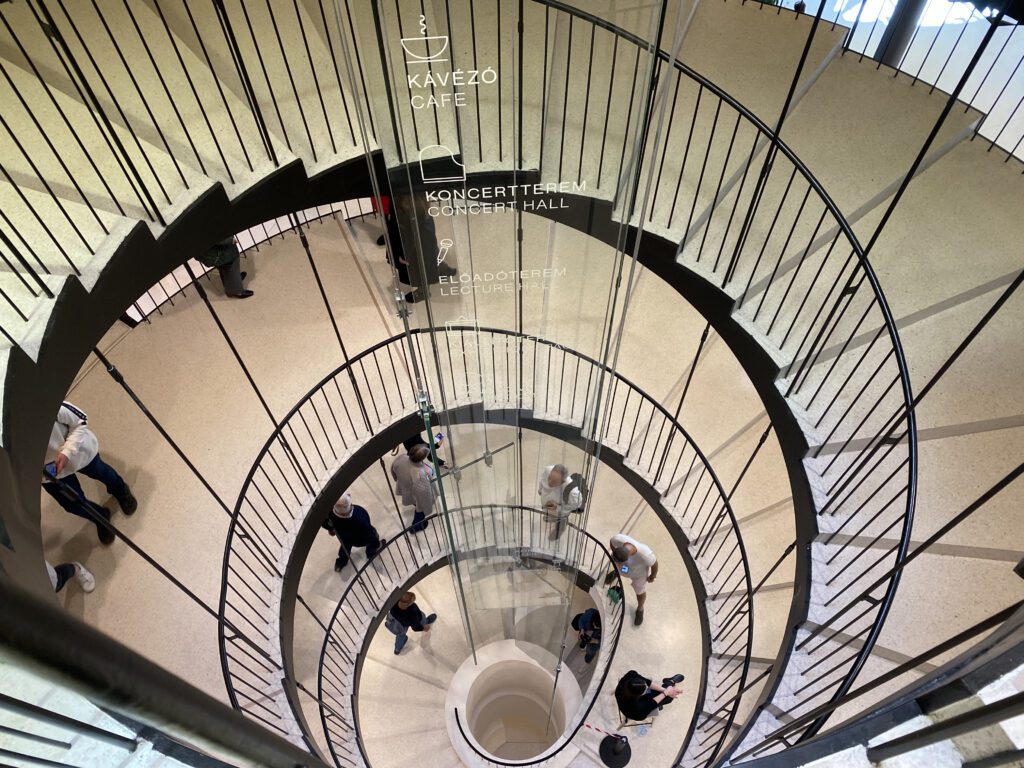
[152,0,233,181]
[668,84,703,226]
[696,110,742,264]
[682,98,723,247]
[0,13,124,218]
[30,0,162,219]
[120,0,208,175]
[86,0,188,186]
[650,68,683,223]
[262,0,317,160]
[766,207,829,337]
[231,0,292,151]
[577,24,597,186]
[750,182,812,318]
[558,15,574,180]
[0,161,76,272]
[596,32,619,186]
[292,0,336,153]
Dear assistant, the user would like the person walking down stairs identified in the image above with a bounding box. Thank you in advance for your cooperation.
[196,238,254,299]
[321,493,387,572]
[386,592,437,655]
[609,533,658,626]
[391,444,437,533]
[42,401,138,545]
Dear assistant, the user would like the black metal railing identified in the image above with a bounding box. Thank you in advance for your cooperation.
[0,0,370,346]
[122,198,376,325]
[314,504,625,768]
[216,325,754,767]
[0,0,942,763]
[538,4,919,758]
[767,0,1023,161]
[0,0,1011,351]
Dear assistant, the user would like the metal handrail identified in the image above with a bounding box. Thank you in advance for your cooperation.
[315,505,626,768]
[123,199,376,325]
[0,0,918,762]
[217,325,752,767]
[529,3,917,759]
[782,0,1022,161]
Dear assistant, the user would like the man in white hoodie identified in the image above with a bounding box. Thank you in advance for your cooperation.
[42,401,137,545]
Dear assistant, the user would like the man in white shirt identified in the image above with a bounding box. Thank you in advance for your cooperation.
[537,464,583,541]
[610,532,658,626]
[42,401,137,545]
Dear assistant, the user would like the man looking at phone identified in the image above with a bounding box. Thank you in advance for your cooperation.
[610,532,657,626]
[43,401,137,545]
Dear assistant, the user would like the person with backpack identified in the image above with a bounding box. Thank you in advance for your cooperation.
[537,464,586,541]
[571,607,602,664]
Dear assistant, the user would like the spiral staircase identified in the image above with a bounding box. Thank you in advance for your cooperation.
[0,1,1021,768]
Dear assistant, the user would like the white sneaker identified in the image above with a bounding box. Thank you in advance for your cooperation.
[73,563,96,593]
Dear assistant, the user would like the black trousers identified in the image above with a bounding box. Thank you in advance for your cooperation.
[335,531,384,569]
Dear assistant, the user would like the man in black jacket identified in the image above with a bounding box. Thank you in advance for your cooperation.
[614,670,684,722]
[321,493,386,572]
[387,591,437,655]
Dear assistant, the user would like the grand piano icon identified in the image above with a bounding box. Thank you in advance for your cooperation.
[419,144,465,184]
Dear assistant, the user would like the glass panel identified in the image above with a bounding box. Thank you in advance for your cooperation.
[328,0,686,745]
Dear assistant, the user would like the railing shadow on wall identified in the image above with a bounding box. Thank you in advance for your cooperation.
[766,0,1023,161]
[217,326,755,768]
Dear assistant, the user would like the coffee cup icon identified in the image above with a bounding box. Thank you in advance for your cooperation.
[400,35,449,64]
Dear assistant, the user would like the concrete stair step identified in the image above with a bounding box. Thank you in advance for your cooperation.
[782,52,982,242]
[680,0,847,126]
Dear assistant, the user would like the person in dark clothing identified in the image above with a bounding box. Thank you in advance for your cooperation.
[614,670,684,722]
[402,431,446,467]
[386,591,437,655]
[375,193,456,304]
[321,493,386,572]
[571,608,602,664]
[196,238,253,298]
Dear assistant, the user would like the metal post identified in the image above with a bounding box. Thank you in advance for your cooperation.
[0,580,329,768]
[867,691,1024,763]
[875,0,931,69]
[0,692,134,750]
